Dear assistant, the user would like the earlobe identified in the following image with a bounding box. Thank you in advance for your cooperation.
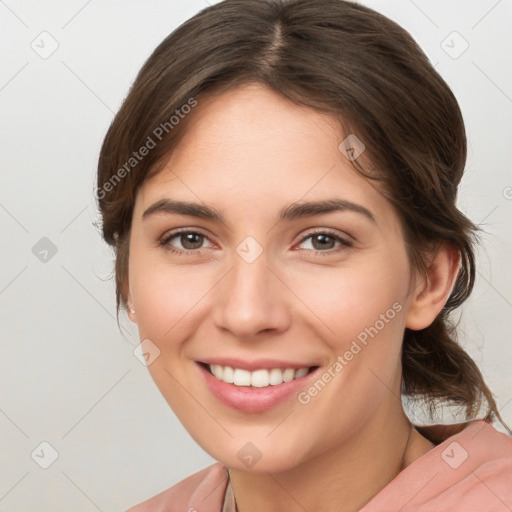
[127,303,137,323]
[126,289,137,324]
[405,243,460,331]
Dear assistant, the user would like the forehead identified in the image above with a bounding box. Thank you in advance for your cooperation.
[135,83,397,230]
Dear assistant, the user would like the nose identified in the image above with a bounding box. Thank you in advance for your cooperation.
[213,250,291,339]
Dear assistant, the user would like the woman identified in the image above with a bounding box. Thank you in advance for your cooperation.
[96,0,512,510]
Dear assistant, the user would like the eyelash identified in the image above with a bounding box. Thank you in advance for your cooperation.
[158,228,354,257]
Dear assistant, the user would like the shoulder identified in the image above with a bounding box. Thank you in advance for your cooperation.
[362,419,512,511]
[125,462,229,512]
[448,419,512,508]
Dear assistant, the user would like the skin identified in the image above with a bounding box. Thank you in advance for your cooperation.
[125,83,460,512]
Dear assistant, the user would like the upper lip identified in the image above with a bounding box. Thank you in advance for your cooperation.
[198,357,319,372]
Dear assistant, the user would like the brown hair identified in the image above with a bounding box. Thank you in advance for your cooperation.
[96,0,509,431]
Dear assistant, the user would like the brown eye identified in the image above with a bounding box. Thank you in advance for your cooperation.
[297,230,353,256]
[310,233,336,250]
[160,230,213,254]
[179,232,204,250]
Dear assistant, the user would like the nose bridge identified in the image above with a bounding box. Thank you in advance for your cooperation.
[214,241,289,336]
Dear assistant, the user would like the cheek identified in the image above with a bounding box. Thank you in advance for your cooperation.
[287,255,410,413]
[129,255,216,342]
[288,256,409,347]
[290,262,408,429]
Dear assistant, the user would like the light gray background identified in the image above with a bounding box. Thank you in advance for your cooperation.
[1,1,511,511]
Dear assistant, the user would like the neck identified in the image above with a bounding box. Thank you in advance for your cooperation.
[228,402,434,512]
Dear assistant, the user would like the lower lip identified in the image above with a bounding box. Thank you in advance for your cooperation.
[197,363,318,413]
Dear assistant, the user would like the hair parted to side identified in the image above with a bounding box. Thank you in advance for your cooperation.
[96,0,509,431]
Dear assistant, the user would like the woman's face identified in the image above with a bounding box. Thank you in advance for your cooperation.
[127,83,419,472]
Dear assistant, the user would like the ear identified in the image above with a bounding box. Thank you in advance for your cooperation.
[405,243,460,330]
[125,285,137,324]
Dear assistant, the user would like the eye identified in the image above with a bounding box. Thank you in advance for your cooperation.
[159,229,214,254]
[159,228,353,257]
[296,230,353,256]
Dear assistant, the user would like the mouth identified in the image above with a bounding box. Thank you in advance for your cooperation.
[200,362,319,388]
[196,360,321,413]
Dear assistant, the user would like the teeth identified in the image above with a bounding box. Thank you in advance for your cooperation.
[269,368,283,385]
[208,364,311,387]
[223,366,234,384]
[283,368,295,382]
[233,369,251,386]
[251,369,269,388]
[211,364,223,379]
[294,367,309,379]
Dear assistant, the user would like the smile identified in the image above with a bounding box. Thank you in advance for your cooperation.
[208,364,312,387]
[197,360,320,413]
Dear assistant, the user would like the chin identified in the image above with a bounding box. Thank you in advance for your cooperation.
[196,435,310,473]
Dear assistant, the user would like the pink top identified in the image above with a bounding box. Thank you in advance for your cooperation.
[126,419,512,511]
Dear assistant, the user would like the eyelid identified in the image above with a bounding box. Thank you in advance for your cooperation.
[161,226,211,238]
[296,227,354,245]
[161,226,211,239]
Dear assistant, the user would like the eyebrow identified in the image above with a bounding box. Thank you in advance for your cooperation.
[142,198,376,224]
